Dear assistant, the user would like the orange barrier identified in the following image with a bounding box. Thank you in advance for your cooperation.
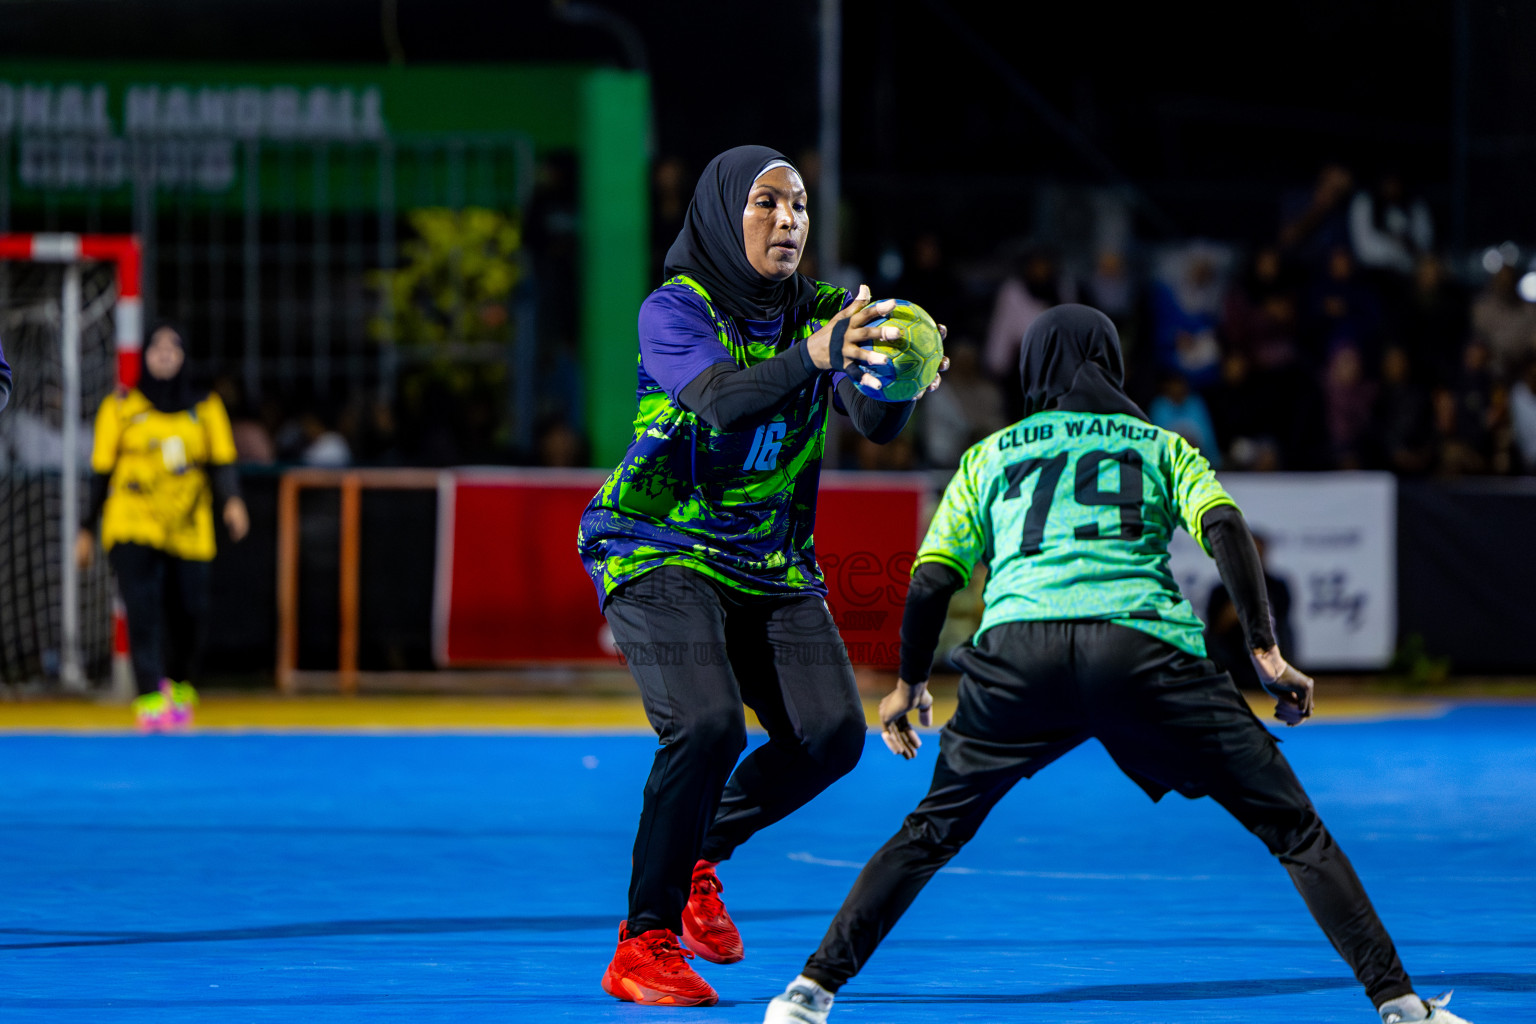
[276,467,442,694]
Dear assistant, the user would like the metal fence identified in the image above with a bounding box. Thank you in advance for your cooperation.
[0,133,538,448]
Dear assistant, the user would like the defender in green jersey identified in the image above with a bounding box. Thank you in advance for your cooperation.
[917,408,1236,658]
[766,306,1473,1024]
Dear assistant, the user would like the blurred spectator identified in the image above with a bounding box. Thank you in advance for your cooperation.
[1148,372,1220,466]
[272,403,308,462]
[1204,531,1294,691]
[1395,253,1470,384]
[986,244,1073,415]
[211,375,276,465]
[1228,437,1283,473]
[1302,246,1385,368]
[230,413,276,466]
[1470,264,1536,383]
[1456,340,1500,449]
[1366,347,1431,474]
[1488,382,1515,474]
[1278,162,1354,271]
[895,231,966,332]
[534,414,589,468]
[1429,386,1484,477]
[352,397,402,465]
[1223,245,1303,372]
[1205,351,1275,470]
[1149,243,1225,389]
[1081,249,1138,325]
[1321,343,1377,469]
[1220,245,1314,466]
[1081,249,1144,381]
[1428,342,1500,476]
[299,408,352,467]
[1347,169,1433,276]
[1510,358,1536,472]
[917,339,1005,468]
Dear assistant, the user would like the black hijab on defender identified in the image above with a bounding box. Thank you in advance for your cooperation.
[1018,303,1147,420]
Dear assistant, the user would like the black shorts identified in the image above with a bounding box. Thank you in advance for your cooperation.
[943,619,1279,802]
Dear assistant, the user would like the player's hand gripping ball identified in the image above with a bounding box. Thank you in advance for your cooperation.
[856,299,945,402]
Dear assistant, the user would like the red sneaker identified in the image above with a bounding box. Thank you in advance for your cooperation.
[681,859,744,964]
[600,922,719,1006]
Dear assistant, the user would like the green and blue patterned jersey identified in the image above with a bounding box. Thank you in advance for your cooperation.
[578,275,850,606]
[916,411,1237,656]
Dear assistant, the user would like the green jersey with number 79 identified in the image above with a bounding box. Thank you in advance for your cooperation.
[915,411,1237,657]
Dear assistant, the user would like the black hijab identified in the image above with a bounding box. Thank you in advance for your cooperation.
[1019,304,1148,421]
[137,322,201,414]
[663,145,814,321]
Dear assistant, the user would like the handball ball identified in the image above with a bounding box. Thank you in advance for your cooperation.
[857,299,944,402]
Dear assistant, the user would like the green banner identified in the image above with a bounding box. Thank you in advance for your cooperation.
[0,62,594,206]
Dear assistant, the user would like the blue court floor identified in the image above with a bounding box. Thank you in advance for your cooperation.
[0,705,1530,1023]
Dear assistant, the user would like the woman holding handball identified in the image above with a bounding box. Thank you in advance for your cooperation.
[77,323,248,732]
[578,145,946,1006]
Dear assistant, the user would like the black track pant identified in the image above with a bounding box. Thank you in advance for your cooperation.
[604,566,866,936]
[802,621,1414,1008]
[109,543,212,696]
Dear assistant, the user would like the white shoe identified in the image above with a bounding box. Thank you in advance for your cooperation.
[764,975,834,1024]
[1380,991,1475,1024]
[1425,991,1475,1024]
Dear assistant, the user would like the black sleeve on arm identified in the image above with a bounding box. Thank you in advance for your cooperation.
[835,376,915,444]
[81,472,110,531]
[209,464,242,509]
[899,561,966,683]
[1202,504,1276,652]
[676,342,820,432]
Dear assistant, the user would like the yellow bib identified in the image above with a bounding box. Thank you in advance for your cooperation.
[90,388,237,561]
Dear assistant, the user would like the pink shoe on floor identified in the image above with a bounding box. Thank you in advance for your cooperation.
[132,691,173,733]
[158,679,198,730]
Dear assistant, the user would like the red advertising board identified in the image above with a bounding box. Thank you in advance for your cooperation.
[434,469,930,667]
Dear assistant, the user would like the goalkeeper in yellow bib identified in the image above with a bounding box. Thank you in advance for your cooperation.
[765,305,1473,1024]
[76,323,248,732]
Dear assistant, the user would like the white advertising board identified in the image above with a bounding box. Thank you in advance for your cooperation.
[1167,473,1397,670]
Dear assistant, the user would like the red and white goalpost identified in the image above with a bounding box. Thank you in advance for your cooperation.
[0,234,143,383]
[0,233,140,692]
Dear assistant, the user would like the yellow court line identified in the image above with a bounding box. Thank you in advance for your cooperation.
[0,692,1458,733]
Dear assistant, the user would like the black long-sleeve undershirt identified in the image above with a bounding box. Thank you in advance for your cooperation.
[82,472,111,531]
[1202,504,1275,652]
[835,376,914,444]
[899,561,966,683]
[677,344,914,442]
[896,504,1277,685]
[209,464,242,511]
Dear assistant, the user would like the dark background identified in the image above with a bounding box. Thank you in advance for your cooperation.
[7,0,1534,678]
[2,0,1523,251]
